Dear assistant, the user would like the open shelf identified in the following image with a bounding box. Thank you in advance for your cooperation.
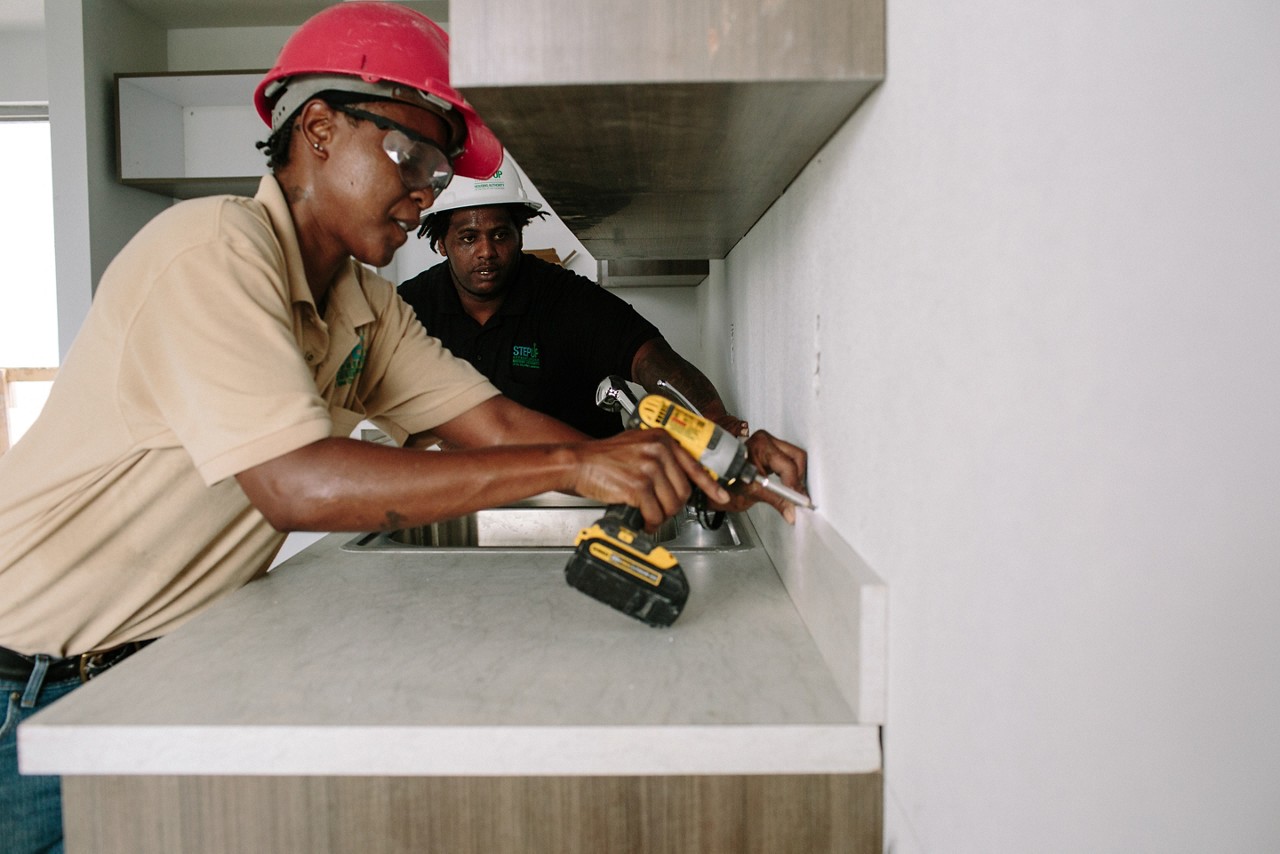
[115,71,268,198]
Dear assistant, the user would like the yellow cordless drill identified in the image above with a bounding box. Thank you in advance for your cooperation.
[564,503,689,627]
[564,378,811,627]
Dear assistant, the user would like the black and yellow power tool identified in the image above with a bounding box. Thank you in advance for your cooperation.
[563,504,689,627]
[564,377,812,627]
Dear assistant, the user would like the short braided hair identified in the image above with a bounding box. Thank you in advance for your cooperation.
[255,121,296,170]
[255,90,400,171]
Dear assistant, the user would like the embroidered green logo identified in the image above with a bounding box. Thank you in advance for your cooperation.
[336,336,366,387]
[511,343,541,369]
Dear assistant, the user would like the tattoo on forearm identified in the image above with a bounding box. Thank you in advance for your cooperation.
[664,367,719,410]
[632,339,743,428]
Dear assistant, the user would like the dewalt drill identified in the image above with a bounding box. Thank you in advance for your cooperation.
[630,392,815,509]
[564,504,689,627]
[564,377,812,627]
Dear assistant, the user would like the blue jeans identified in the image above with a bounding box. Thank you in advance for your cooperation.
[1,659,81,854]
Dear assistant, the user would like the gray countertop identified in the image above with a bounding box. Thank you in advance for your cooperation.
[21,515,880,777]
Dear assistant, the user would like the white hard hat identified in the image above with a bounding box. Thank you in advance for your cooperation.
[427,152,542,214]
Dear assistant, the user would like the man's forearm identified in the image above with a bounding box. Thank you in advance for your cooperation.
[434,395,590,447]
[631,338,745,434]
[408,395,588,451]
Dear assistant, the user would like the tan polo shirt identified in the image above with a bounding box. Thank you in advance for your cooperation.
[0,176,498,657]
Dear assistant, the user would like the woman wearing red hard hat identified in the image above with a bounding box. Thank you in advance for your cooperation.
[253,0,503,181]
[0,4,732,851]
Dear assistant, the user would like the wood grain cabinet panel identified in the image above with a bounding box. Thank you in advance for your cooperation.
[63,772,883,854]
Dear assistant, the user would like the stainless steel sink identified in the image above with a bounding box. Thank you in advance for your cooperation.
[341,495,751,553]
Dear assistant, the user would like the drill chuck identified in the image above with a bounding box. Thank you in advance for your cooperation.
[634,395,746,481]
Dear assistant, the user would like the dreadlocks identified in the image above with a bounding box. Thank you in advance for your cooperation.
[417,203,548,250]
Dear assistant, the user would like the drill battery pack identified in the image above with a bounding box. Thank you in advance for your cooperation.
[564,506,689,627]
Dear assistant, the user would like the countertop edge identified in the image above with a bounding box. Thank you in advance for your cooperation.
[20,722,881,777]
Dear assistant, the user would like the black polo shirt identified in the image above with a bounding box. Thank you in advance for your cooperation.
[398,255,660,437]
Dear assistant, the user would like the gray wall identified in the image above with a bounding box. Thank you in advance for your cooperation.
[704,1,1280,851]
[0,27,47,101]
[41,8,305,360]
[45,0,170,358]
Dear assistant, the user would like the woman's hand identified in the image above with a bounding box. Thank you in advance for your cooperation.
[567,429,730,529]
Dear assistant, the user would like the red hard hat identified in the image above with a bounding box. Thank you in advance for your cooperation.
[254,1,502,180]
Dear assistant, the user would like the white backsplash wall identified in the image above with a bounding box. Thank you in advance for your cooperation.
[709,1,1280,852]
[608,286,703,372]
[0,26,47,101]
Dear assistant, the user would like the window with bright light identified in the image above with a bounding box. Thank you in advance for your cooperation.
[0,111,59,445]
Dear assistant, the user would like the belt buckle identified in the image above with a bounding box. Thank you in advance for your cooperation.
[77,651,107,682]
[77,644,128,682]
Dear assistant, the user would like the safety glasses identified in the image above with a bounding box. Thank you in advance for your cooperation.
[329,103,454,195]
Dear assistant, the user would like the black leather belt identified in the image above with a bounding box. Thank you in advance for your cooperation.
[0,640,154,684]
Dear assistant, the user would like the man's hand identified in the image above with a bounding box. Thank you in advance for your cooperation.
[711,429,810,524]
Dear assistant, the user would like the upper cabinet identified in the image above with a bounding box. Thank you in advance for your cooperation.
[111,0,883,261]
[116,71,266,199]
[449,0,885,261]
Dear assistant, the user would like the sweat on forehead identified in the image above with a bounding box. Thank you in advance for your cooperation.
[447,206,519,229]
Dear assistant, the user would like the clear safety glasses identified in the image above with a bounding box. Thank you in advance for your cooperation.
[330,103,454,195]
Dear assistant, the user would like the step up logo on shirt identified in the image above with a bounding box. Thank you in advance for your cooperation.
[511,343,541,370]
[336,336,366,387]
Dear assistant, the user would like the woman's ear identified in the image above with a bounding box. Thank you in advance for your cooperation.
[298,99,336,157]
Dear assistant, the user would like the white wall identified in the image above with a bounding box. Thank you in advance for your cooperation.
[706,1,1280,851]
[0,27,47,101]
[40,10,301,359]
[46,0,171,358]
[611,286,702,365]
[167,26,295,71]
